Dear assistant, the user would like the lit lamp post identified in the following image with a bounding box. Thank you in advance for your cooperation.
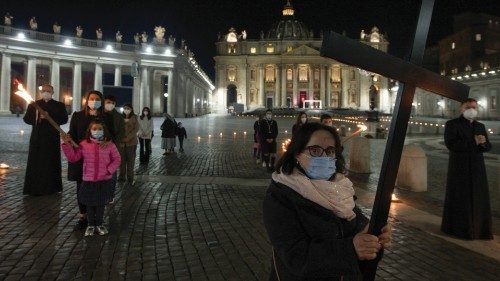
[477,100,487,120]
[437,99,445,118]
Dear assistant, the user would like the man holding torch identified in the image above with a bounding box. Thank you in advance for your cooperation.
[23,84,68,196]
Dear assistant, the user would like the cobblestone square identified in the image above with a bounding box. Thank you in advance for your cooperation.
[0,115,499,281]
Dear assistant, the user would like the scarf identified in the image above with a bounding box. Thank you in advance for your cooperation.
[272,169,356,221]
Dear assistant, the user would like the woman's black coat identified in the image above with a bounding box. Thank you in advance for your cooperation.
[263,180,370,281]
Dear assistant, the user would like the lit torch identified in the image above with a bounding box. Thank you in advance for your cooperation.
[15,83,79,147]
[341,124,368,144]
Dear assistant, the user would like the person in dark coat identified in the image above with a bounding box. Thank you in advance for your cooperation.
[23,84,68,195]
[442,98,493,240]
[291,112,308,138]
[160,113,177,154]
[253,114,263,163]
[176,122,187,152]
[68,90,115,230]
[263,123,391,281]
[260,109,279,172]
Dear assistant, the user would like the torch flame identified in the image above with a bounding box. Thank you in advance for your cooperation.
[14,83,35,104]
[357,124,368,132]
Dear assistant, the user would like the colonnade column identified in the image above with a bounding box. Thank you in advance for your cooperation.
[50,59,60,101]
[27,57,37,100]
[72,62,82,113]
[94,63,103,92]
[0,53,12,114]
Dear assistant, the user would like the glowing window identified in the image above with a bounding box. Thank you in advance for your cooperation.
[475,34,482,41]
[227,67,236,82]
[265,65,275,82]
[299,65,308,82]
[451,42,455,50]
[266,45,274,53]
[250,47,256,54]
[287,69,293,81]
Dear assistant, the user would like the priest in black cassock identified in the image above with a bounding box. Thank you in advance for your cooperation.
[442,98,492,240]
[23,84,68,195]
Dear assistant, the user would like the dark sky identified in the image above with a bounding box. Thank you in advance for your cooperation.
[2,0,500,80]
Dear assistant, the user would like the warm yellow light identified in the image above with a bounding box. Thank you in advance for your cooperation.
[0,163,10,169]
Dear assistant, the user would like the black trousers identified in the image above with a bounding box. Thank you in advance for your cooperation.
[179,137,184,149]
[87,205,105,226]
[76,181,86,215]
[139,138,152,160]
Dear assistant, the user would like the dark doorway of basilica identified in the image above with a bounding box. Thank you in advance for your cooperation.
[369,85,379,110]
[266,96,273,109]
[226,84,237,107]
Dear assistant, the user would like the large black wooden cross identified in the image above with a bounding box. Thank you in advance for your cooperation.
[320,0,469,279]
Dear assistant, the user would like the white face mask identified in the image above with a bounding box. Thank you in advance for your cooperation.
[104,103,115,111]
[463,108,478,120]
[41,92,52,101]
[124,109,131,115]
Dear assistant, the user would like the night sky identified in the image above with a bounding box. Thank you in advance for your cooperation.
[2,0,500,80]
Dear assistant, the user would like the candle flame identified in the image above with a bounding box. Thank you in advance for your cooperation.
[357,124,368,131]
[14,83,35,104]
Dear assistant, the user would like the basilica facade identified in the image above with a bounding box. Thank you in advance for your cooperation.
[214,1,391,113]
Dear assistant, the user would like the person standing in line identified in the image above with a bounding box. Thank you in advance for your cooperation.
[292,112,308,138]
[259,109,279,172]
[176,122,187,152]
[68,90,115,230]
[119,104,139,186]
[61,121,120,237]
[137,107,154,163]
[320,113,335,129]
[104,95,125,203]
[253,114,263,164]
[442,98,493,240]
[160,113,177,154]
[23,84,68,196]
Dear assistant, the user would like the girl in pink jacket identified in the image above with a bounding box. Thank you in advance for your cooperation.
[62,120,121,237]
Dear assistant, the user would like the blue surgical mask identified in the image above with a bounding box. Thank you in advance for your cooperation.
[88,100,101,110]
[91,130,104,140]
[301,154,337,180]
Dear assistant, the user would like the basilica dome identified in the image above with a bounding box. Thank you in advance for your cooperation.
[266,1,312,40]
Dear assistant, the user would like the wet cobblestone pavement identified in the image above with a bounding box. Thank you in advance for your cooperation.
[0,115,499,280]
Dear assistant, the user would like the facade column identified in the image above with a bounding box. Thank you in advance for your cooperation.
[132,75,141,112]
[274,65,280,107]
[308,65,314,103]
[72,62,82,113]
[139,66,149,110]
[167,70,174,115]
[0,53,12,114]
[320,65,326,109]
[281,64,287,107]
[94,63,103,92]
[326,66,332,107]
[114,65,122,86]
[292,65,298,108]
[259,65,265,107]
[50,59,60,101]
[27,57,37,100]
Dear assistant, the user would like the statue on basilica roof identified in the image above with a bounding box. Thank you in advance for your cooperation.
[226,27,238,43]
[29,17,38,31]
[168,35,176,46]
[369,26,380,43]
[76,26,83,38]
[141,31,148,43]
[241,30,247,40]
[115,31,123,42]
[154,26,166,44]
[134,33,140,44]
[360,29,366,40]
[53,22,61,34]
[4,13,13,26]
[96,28,103,40]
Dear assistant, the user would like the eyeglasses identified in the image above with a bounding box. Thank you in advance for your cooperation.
[305,145,336,157]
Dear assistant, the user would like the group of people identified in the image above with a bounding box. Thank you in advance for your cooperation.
[23,85,154,237]
[160,114,187,154]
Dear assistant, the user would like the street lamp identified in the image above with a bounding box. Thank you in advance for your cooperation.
[437,99,445,118]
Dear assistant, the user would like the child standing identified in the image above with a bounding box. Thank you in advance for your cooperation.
[61,121,121,237]
[176,122,187,152]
